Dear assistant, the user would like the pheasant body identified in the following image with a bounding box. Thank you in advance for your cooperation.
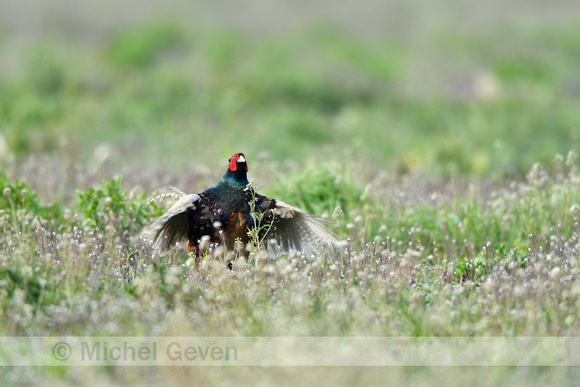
[188,181,273,249]
[146,153,337,259]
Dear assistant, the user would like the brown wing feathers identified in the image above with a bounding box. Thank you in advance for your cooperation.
[264,200,339,255]
[146,194,201,254]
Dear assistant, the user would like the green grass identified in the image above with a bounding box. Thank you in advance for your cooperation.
[2,154,580,384]
[1,1,580,385]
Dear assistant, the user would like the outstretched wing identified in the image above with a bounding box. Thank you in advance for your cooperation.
[263,200,339,256]
[144,194,201,255]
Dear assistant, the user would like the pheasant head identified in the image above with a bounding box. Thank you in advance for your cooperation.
[223,152,249,186]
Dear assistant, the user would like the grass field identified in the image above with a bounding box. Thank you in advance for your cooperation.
[1,0,580,385]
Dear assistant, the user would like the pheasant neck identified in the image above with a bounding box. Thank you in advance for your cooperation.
[223,169,250,186]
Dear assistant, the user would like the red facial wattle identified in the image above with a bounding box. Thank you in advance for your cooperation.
[229,154,238,172]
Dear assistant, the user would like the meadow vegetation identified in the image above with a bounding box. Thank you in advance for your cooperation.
[1,0,580,385]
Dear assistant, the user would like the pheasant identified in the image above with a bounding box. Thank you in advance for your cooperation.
[146,153,338,262]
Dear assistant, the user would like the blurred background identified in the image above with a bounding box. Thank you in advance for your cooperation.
[1,0,579,177]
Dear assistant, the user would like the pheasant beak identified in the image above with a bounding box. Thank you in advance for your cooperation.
[238,154,246,163]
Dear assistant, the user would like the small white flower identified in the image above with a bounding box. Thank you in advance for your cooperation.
[199,235,211,251]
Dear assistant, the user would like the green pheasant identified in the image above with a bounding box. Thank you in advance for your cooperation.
[146,153,338,261]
